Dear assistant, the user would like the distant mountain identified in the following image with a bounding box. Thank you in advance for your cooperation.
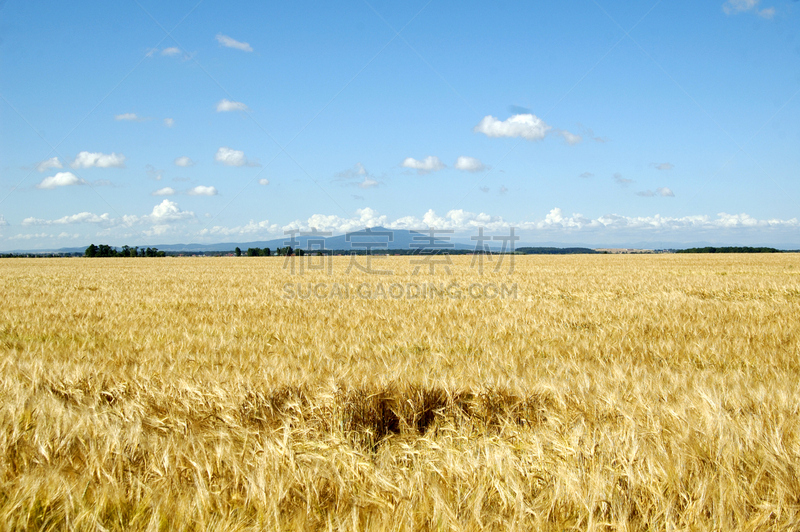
[151,228,488,253]
[6,231,800,254]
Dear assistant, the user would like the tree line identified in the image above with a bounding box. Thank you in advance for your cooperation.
[235,246,305,257]
[677,246,783,254]
[84,244,166,257]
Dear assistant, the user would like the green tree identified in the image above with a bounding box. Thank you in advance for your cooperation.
[84,244,98,257]
[235,247,242,257]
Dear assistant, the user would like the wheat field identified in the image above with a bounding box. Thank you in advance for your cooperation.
[1,254,799,531]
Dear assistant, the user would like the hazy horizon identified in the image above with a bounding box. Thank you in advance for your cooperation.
[2,1,798,251]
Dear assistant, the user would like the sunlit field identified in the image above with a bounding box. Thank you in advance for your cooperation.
[1,255,799,531]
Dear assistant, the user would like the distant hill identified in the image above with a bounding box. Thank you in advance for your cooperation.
[151,228,483,253]
[676,246,786,254]
[6,231,800,255]
[517,247,598,255]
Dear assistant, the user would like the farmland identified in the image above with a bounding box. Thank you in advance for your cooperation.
[1,255,799,530]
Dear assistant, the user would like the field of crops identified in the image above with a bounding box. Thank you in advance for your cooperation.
[1,254,799,531]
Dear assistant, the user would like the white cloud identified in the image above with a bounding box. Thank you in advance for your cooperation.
[148,200,195,223]
[71,151,126,169]
[280,207,799,238]
[115,113,141,121]
[402,156,445,174]
[174,156,195,167]
[152,187,176,196]
[758,7,775,18]
[215,34,253,52]
[559,130,583,145]
[164,118,175,127]
[36,172,86,189]
[162,47,181,56]
[722,0,775,17]
[36,157,63,172]
[118,200,195,228]
[22,212,111,225]
[579,172,594,178]
[189,185,218,196]
[654,162,674,170]
[0,215,8,226]
[258,178,270,186]
[358,177,379,189]
[637,187,675,197]
[9,233,49,241]
[215,146,256,167]
[474,113,551,141]
[454,156,486,172]
[199,220,279,237]
[216,99,249,112]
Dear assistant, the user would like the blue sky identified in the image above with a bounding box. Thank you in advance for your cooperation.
[1,0,798,249]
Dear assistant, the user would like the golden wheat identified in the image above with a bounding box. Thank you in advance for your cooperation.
[1,254,799,530]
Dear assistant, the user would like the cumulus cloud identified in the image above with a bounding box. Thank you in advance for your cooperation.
[454,156,486,172]
[0,215,8,227]
[152,187,176,196]
[723,0,775,17]
[402,156,445,174]
[162,47,181,56]
[35,157,63,172]
[22,212,111,226]
[278,206,800,238]
[215,34,253,52]
[71,151,126,169]
[199,220,279,237]
[474,113,583,145]
[147,200,195,224]
[258,179,270,186]
[36,172,86,189]
[215,147,257,167]
[216,99,249,112]
[189,185,218,196]
[116,200,195,229]
[164,118,175,127]
[653,162,674,170]
[174,156,194,167]
[474,113,551,141]
[579,172,594,178]
[283,207,390,234]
